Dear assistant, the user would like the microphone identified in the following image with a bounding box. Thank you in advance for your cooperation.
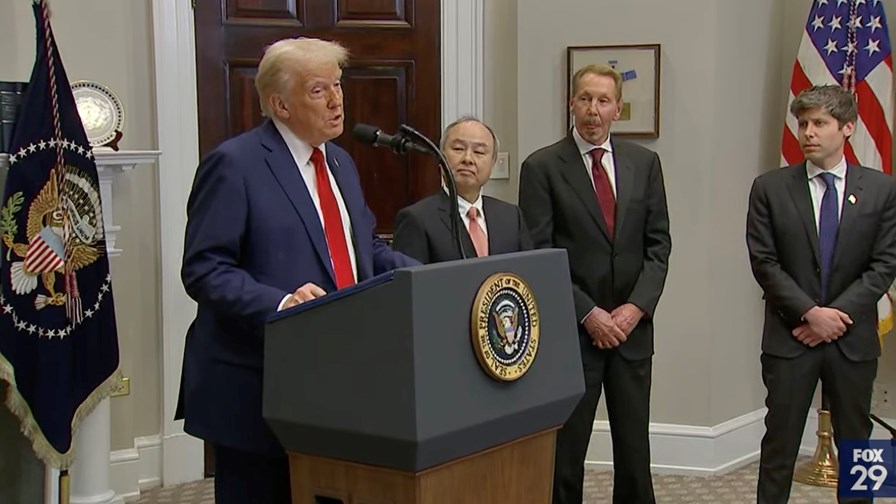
[352,123,429,155]
[352,122,468,260]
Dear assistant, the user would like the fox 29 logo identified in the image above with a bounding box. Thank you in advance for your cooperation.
[839,440,896,498]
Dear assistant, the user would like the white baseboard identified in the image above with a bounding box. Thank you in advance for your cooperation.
[584,408,895,477]
[584,408,766,476]
[110,435,162,502]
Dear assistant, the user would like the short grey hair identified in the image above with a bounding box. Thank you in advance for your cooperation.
[439,116,500,161]
[790,85,858,126]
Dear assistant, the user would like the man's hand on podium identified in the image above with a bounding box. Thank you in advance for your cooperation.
[280,282,327,310]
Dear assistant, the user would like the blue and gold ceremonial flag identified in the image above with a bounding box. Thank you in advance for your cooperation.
[0,0,119,468]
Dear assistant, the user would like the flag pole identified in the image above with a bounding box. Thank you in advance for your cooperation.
[58,470,69,504]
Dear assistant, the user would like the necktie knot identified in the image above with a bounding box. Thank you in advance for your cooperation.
[820,172,837,189]
[467,206,480,220]
[311,147,325,168]
[589,148,605,165]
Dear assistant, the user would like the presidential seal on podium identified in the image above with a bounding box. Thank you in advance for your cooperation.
[471,272,540,381]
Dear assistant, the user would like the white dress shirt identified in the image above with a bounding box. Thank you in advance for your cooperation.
[806,157,847,232]
[573,127,617,197]
[273,120,357,310]
[444,187,488,237]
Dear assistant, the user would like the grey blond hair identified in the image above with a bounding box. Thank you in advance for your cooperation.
[571,64,623,101]
[790,85,858,126]
[439,116,500,161]
[255,38,349,117]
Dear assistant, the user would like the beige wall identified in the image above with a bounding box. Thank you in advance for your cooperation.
[1,2,895,493]
[0,0,161,452]
[482,0,519,202]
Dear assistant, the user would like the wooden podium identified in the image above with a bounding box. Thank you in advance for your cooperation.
[263,250,585,504]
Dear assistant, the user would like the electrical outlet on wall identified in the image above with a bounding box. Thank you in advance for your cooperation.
[872,381,893,417]
[491,152,510,180]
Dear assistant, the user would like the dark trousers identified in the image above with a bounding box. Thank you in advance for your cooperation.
[552,340,655,504]
[757,343,877,504]
[214,444,291,504]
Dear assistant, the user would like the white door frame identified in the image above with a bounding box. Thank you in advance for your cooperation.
[150,0,484,484]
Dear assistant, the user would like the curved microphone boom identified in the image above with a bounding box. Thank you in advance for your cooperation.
[352,123,429,155]
[352,122,467,260]
[397,124,467,260]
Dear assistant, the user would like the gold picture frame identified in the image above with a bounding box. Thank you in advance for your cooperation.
[567,44,661,138]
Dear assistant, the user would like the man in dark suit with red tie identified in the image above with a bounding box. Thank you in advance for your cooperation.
[747,85,896,504]
[392,116,532,263]
[177,37,417,503]
[518,64,671,504]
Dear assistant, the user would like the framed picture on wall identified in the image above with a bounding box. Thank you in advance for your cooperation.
[567,44,661,138]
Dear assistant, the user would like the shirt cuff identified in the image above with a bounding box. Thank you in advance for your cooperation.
[581,306,597,325]
[277,294,293,312]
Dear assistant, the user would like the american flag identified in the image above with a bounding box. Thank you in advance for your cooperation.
[782,0,894,341]
[782,0,892,173]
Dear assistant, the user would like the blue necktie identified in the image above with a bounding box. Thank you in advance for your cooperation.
[818,172,839,303]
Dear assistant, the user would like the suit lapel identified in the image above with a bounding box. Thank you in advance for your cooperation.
[788,163,821,266]
[832,165,863,270]
[556,135,611,241]
[611,139,633,235]
[326,147,372,280]
[260,121,336,285]
[437,192,477,258]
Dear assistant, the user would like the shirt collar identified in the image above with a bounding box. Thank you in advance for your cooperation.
[443,186,484,216]
[272,118,327,167]
[806,156,847,181]
[573,126,613,157]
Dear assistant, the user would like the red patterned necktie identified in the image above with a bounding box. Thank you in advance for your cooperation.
[310,147,355,288]
[589,148,616,239]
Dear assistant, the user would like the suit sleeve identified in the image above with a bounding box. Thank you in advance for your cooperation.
[519,157,597,320]
[365,203,420,273]
[181,150,288,326]
[829,179,896,319]
[627,153,672,318]
[746,176,817,322]
[516,206,534,251]
[392,207,431,264]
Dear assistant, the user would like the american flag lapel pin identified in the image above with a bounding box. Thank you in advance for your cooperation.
[848,194,857,205]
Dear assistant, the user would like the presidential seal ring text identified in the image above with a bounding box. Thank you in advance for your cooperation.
[471,272,540,381]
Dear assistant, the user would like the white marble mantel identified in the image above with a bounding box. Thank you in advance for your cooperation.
[0,149,160,257]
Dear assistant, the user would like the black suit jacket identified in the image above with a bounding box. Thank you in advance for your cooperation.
[746,163,896,361]
[518,133,671,360]
[392,192,533,263]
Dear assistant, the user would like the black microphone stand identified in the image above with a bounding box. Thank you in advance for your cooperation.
[871,413,896,439]
[398,124,467,260]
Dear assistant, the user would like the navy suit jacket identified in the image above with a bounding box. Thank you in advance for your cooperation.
[177,120,418,456]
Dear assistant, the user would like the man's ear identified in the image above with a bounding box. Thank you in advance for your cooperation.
[269,95,289,120]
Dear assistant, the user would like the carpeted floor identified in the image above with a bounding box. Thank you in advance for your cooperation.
[134,458,896,503]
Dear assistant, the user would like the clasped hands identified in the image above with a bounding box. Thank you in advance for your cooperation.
[793,306,853,347]
[583,303,644,349]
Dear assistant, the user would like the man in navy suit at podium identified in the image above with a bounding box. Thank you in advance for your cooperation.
[177,37,417,503]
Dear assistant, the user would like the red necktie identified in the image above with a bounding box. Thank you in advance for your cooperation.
[310,148,355,289]
[590,148,616,239]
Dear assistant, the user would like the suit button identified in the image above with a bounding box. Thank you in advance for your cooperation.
[815,267,820,273]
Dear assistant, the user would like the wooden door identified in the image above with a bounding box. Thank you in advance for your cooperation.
[193,0,441,475]
[194,0,442,235]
